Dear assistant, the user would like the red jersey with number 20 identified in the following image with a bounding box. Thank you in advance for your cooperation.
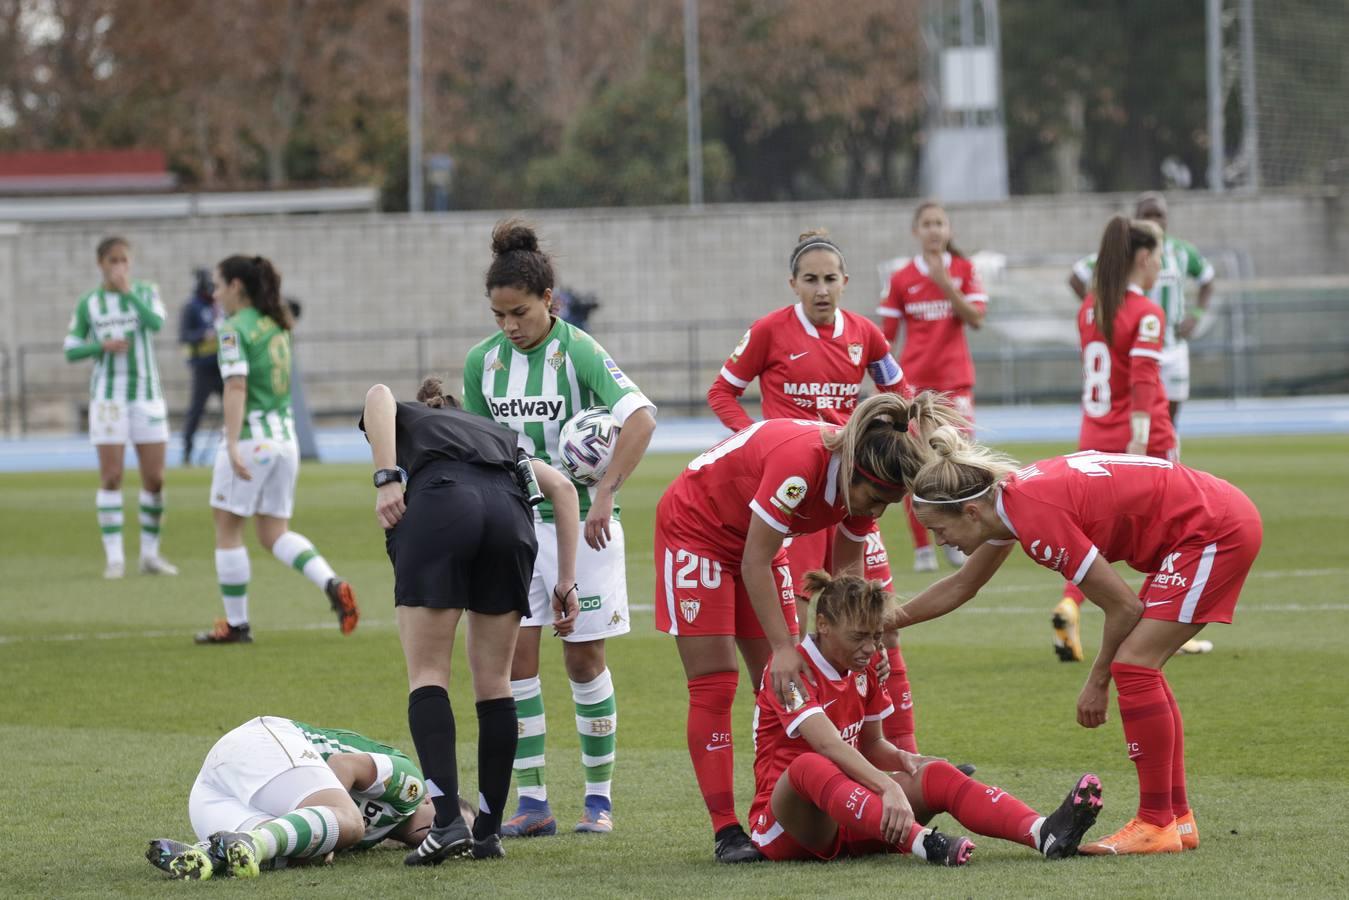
[1077,291,1174,456]
[877,254,986,392]
[996,452,1243,584]
[750,636,892,808]
[715,304,903,429]
[656,419,876,565]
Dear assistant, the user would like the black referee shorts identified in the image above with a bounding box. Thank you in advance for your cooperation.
[385,466,537,615]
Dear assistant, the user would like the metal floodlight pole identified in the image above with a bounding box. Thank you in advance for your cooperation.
[408,0,424,213]
[1205,0,1224,193]
[684,0,704,208]
[1238,0,1260,190]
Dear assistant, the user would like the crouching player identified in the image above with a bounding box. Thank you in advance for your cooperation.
[146,716,459,880]
[749,572,1103,864]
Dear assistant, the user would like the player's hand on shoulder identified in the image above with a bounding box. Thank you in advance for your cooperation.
[769,646,814,709]
[375,483,406,529]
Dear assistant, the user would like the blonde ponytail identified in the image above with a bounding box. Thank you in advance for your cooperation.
[821,391,970,513]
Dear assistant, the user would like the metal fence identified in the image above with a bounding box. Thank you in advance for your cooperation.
[10,288,1349,434]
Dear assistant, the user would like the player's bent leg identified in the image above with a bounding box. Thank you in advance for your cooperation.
[465,609,522,853]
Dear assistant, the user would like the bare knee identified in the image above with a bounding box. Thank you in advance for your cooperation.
[510,627,542,681]
[329,801,367,850]
[562,639,606,683]
[100,472,122,491]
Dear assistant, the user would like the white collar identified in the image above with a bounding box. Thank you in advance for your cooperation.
[793,302,844,339]
[994,481,1018,538]
[802,634,844,681]
[913,251,952,277]
[1127,282,1144,294]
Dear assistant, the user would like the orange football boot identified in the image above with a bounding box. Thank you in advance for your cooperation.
[1079,817,1183,855]
[1174,810,1200,850]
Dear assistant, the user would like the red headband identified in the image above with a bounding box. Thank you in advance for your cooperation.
[854,463,905,491]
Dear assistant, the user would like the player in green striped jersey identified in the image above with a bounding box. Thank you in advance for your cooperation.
[196,255,358,645]
[1070,193,1217,424]
[463,221,657,837]
[63,236,177,579]
[146,715,470,879]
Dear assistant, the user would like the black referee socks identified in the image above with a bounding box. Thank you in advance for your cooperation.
[474,696,518,840]
[408,684,460,828]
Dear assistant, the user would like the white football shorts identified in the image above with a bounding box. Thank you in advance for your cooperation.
[209,439,299,519]
[88,398,169,446]
[526,520,631,641]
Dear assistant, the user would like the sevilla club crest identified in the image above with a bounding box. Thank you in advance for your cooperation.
[848,342,863,365]
[680,598,701,623]
[856,673,868,697]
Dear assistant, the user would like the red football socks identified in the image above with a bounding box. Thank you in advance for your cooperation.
[1063,581,1087,607]
[687,671,740,833]
[920,760,1038,848]
[1111,661,1176,827]
[785,752,925,854]
[904,496,930,548]
[1161,677,1189,817]
[881,645,918,753]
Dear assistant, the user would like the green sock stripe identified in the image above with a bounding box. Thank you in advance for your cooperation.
[576,697,616,718]
[220,582,248,597]
[139,504,163,515]
[580,733,614,756]
[140,525,161,535]
[100,525,123,534]
[515,767,545,787]
[516,693,546,718]
[96,506,123,513]
[297,809,327,857]
[281,811,314,856]
[516,734,546,759]
[291,549,317,573]
[259,821,291,856]
[583,760,615,781]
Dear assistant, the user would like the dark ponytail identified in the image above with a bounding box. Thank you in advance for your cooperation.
[416,375,459,409]
[218,254,292,330]
[1091,216,1159,342]
[485,219,555,298]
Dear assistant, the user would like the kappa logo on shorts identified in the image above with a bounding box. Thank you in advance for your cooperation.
[680,598,700,623]
[300,749,320,760]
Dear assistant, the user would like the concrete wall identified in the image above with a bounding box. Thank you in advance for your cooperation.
[3,188,1345,430]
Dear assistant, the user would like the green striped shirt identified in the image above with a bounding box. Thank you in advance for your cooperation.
[63,281,166,402]
[289,720,426,849]
[463,318,654,522]
[217,307,294,441]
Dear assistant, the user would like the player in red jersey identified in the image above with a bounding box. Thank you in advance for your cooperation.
[895,434,1262,856]
[877,202,988,573]
[655,393,964,862]
[1052,216,1187,663]
[749,571,1103,865]
[706,229,924,757]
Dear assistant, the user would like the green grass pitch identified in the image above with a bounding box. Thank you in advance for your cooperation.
[2,435,1347,898]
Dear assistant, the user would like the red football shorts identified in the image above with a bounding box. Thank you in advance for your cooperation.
[654,524,798,639]
[1138,488,1263,625]
[748,795,891,861]
[785,525,893,597]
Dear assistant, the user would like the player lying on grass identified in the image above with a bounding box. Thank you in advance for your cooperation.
[898,435,1261,855]
[750,571,1103,864]
[146,716,470,879]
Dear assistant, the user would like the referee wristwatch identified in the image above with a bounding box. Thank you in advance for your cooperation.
[373,467,407,488]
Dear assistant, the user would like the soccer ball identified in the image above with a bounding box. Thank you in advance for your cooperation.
[557,407,619,486]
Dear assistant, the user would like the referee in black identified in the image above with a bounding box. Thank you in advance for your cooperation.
[361,376,579,863]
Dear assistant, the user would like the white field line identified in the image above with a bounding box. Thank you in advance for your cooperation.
[2,567,1346,646]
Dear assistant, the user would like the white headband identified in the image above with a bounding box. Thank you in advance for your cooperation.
[910,483,993,505]
[791,240,845,272]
